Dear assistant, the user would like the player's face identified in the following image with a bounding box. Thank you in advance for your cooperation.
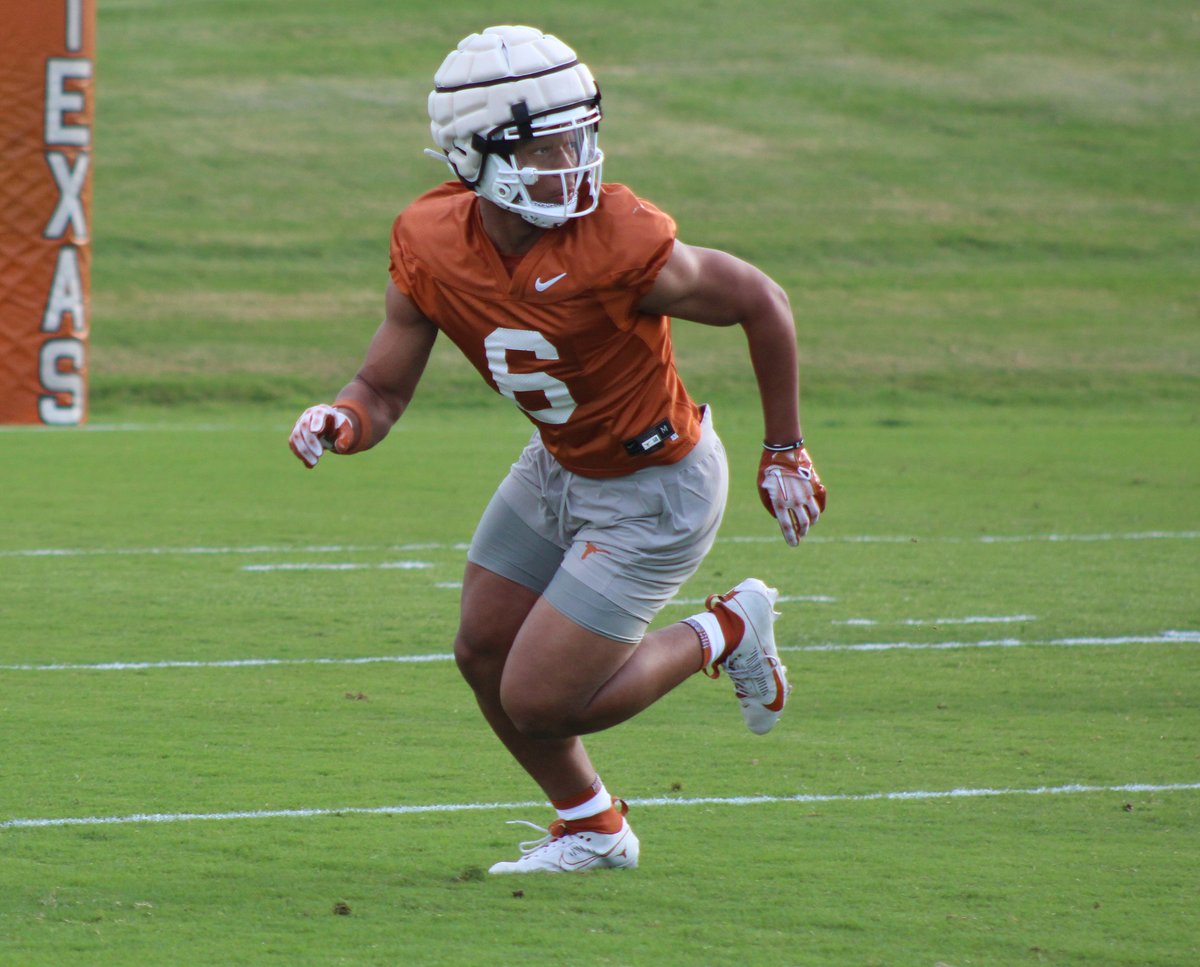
[513,131,580,203]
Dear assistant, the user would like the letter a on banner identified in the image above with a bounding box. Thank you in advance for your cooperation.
[0,0,94,425]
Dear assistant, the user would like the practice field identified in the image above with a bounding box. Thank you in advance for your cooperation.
[3,0,1199,965]
[2,410,1198,967]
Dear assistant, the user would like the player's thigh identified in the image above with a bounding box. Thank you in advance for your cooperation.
[457,481,565,673]
[455,563,540,657]
[500,595,637,725]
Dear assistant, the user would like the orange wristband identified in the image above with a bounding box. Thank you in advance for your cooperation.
[332,398,372,453]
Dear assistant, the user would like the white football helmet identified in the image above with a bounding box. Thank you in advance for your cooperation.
[426,26,604,229]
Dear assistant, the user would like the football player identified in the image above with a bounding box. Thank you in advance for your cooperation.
[289,25,826,873]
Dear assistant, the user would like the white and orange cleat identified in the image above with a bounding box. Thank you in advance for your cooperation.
[707,578,790,734]
[488,811,640,874]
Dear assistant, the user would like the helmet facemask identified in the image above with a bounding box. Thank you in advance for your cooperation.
[475,104,603,229]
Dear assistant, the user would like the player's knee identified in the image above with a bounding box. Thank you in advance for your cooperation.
[453,626,509,690]
[500,684,576,739]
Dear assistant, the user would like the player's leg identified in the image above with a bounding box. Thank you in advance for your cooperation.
[457,440,640,833]
[497,577,784,737]
[453,561,601,801]
[457,444,665,872]
[487,552,785,873]
[454,562,640,873]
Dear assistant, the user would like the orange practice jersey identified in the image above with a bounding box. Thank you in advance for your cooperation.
[389,182,702,477]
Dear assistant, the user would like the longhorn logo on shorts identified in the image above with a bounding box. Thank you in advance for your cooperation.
[581,541,610,561]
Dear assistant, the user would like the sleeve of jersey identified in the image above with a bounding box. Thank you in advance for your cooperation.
[388,213,417,298]
[593,194,678,331]
[388,211,448,329]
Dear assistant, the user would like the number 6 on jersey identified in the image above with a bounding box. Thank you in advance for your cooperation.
[484,327,577,425]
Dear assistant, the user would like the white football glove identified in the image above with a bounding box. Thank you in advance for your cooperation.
[289,404,356,469]
[757,443,827,546]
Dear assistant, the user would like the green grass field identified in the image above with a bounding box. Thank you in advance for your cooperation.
[2,1,1198,964]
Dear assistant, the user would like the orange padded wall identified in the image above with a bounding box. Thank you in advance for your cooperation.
[0,0,94,424]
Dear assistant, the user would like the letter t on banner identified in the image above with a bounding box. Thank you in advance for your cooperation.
[0,0,94,425]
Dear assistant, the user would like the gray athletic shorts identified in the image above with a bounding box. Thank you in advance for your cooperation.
[467,405,729,643]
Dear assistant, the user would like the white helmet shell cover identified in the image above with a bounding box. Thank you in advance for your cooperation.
[427,26,603,227]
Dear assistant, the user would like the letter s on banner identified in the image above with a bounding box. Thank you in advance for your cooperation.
[39,338,86,425]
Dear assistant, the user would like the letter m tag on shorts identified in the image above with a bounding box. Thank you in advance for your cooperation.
[622,419,677,457]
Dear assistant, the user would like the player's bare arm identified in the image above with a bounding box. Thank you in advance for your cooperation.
[639,240,801,444]
[640,240,827,544]
[288,282,437,467]
[335,282,439,446]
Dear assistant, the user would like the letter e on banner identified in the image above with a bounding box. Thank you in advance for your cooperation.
[0,0,94,424]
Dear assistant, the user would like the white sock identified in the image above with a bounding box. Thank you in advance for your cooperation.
[684,611,728,667]
[555,780,613,823]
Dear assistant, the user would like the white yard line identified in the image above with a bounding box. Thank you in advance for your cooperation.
[0,423,246,433]
[0,654,455,672]
[3,781,1197,831]
[782,631,1200,653]
[729,531,1200,546]
[2,631,1195,674]
[242,561,432,572]
[834,615,1037,627]
[0,542,464,560]
[2,530,1196,560]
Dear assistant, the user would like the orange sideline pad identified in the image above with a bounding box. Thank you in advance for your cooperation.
[0,0,94,425]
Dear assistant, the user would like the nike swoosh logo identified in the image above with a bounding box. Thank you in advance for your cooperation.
[534,272,567,292]
[558,832,629,869]
[560,853,602,870]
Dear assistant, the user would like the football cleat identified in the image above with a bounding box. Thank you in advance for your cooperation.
[706,578,790,735]
[487,814,639,874]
